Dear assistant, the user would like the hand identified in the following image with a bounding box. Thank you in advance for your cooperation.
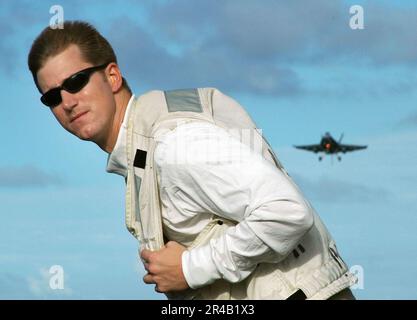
[140,241,189,293]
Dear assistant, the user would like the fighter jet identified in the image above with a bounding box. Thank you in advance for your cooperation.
[294,132,367,161]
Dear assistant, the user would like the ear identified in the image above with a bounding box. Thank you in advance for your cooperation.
[105,62,123,93]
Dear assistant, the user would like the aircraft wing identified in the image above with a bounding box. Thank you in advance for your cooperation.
[294,144,323,153]
[339,144,367,153]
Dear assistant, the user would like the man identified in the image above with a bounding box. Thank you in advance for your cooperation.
[28,21,356,299]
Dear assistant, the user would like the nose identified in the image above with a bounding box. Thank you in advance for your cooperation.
[60,90,78,111]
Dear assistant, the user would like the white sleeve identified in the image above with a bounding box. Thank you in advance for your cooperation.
[154,122,314,289]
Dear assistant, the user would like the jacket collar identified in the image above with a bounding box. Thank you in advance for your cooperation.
[105,94,135,177]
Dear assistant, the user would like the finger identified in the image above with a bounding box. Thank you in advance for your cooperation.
[155,285,163,293]
[143,262,150,273]
[140,249,152,261]
[165,241,177,248]
[143,273,155,284]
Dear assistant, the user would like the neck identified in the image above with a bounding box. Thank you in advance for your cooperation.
[100,89,132,153]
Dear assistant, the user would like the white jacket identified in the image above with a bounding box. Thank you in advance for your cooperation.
[123,88,356,299]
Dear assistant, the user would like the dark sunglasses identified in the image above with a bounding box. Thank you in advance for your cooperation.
[40,63,110,107]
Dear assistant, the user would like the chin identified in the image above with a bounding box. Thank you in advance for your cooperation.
[75,126,98,142]
[78,134,93,142]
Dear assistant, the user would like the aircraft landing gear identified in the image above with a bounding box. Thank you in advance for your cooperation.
[318,156,322,161]
[337,156,342,161]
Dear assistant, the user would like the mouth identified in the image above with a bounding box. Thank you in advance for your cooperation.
[70,111,88,123]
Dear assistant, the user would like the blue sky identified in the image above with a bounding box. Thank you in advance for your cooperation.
[1,0,416,299]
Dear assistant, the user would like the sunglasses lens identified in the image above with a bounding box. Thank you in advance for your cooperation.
[41,89,62,107]
[64,72,89,93]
